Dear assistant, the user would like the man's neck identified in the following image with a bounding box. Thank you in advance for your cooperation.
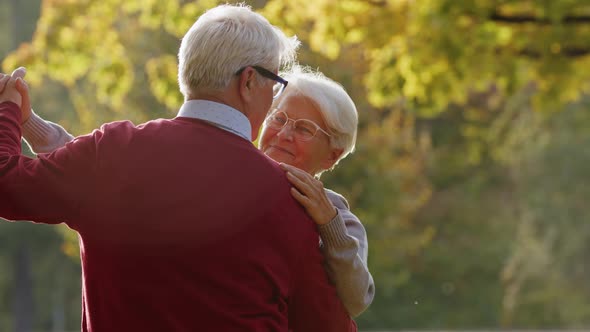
[187,89,245,115]
[186,85,255,140]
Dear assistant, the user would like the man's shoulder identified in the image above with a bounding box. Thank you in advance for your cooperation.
[87,119,138,136]
[87,118,183,143]
[98,118,175,131]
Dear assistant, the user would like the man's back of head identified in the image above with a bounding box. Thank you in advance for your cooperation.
[177,4,299,99]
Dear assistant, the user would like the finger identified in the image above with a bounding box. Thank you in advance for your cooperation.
[282,165,318,186]
[290,187,312,207]
[5,77,19,90]
[291,171,325,193]
[15,78,29,100]
[286,171,315,196]
[279,163,306,176]
[284,168,309,182]
[0,77,23,106]
[0,75,11,94]
[11,67,26,79]
[280,163,309,178]
[14,78,31,123]
[15,77,28,91]
[279,162,293,170]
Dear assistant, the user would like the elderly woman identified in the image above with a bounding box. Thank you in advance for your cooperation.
[19,65,374,317]
[259,66,374,316]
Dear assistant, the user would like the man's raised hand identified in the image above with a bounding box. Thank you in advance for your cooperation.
[0,73,24,108]
[11,67,31,123]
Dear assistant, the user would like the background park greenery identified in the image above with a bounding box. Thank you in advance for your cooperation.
[1,0,590,331]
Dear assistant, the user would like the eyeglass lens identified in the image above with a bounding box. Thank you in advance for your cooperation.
[267,111,320,140]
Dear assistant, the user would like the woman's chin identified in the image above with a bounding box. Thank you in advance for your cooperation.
[265,148,294,164]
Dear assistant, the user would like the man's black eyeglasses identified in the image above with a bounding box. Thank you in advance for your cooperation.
[236,66,288,99]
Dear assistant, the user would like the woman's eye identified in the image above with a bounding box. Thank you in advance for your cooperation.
[297,125,314,134]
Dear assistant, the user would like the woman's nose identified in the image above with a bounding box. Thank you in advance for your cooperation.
[276,121,295,140]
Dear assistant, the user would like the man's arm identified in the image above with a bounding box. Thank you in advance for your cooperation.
[0,100,98,228]
[288,230,358,332]
[9,67,75,154]
[286,202,358,332]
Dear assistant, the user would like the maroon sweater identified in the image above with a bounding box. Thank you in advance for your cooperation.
[0,102,356,332]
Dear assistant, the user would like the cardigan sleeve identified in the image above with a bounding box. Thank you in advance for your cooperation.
[0,101,98,229]
[22,110,74,154]
[277,193,357,332]
[317,189,375,317]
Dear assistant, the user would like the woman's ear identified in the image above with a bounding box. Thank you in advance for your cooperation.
[321,148,344,170]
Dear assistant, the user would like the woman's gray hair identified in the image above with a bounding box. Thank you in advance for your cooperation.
[274,66,359,169]
[178,4,300,97]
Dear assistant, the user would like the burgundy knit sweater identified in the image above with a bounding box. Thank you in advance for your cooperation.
[0,101,356,332]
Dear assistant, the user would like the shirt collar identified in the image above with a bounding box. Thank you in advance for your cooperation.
[177,100,252,141]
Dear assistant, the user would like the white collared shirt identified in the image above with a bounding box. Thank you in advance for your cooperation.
[177,100,252,141]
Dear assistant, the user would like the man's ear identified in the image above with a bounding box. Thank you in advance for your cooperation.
[238,67,257,102]
[321,147,344,171]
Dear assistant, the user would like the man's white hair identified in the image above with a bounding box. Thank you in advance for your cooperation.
[178,4,299,97]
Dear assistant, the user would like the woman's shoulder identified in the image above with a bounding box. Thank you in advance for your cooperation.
[324,188,350,210]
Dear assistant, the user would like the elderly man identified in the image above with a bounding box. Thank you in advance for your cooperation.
[0,4,356,332]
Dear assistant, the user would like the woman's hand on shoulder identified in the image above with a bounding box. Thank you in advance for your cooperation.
[280,163,337,225]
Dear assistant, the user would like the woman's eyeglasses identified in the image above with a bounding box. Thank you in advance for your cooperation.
[264,110,331,141]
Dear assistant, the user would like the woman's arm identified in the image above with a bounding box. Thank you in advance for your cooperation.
[22,111,75,154]
[280,163,375,317]
[318,190,375,317]
[11,67,74,154]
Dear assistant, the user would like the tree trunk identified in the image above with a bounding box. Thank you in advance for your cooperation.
[9,0,20,49]
[13,244,34,332]
[9,1,35,330]
[51,264,65,332]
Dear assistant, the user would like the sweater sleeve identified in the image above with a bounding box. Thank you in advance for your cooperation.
[318,189,375,317]
[0,102,98,229]
[22,110,75,154]
[280,194,357,332]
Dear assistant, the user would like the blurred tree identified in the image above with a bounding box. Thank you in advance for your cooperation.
[260,0,590,328]
[263,0,590,115]
[2,0,225,133]
[3,1,39,330]
[0,222,82,331]
[2,0,590,330]
[0,0,82,331]
[499,96,590,327]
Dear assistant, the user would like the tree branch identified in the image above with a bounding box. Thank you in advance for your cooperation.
[491,12,590,25]
[518,47,590,58]
[362,0,387,7]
